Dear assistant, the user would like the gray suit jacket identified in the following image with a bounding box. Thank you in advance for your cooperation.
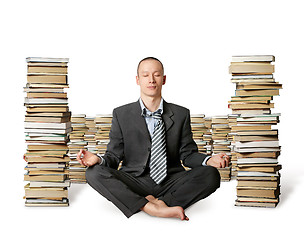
[102,100,208,177]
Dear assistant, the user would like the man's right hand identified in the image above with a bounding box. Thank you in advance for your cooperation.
[76,149,100,167]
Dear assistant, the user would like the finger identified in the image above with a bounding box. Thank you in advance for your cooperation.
[79,149,86,156]
[221,159,226,168]
[219,161,223,168]
[76,150,83,160]
[77,151,87,166]
[222,153,229,159]
[76,152,81,161]
[77,157,84,165]
[222,157,228,167]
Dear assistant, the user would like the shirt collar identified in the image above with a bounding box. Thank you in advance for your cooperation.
[140,97,164,116]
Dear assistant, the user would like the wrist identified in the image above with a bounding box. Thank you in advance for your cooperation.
[96,153,104,165]
[203,156,211,166]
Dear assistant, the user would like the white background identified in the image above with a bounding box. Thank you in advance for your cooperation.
[1,0,303,239]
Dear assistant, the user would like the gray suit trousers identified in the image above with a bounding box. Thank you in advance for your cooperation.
[86,164,221,218]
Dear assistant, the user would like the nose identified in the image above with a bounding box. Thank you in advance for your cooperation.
[149,74,156,83]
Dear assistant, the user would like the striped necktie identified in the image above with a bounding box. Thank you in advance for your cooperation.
[149,111,167,184]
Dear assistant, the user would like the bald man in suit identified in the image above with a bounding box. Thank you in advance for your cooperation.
[77,57,230,220]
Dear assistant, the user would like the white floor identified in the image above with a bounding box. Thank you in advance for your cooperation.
[3,164,303,240]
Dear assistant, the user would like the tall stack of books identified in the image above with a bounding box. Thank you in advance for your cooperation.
[228,55,282,207]
[190,114,209,155]
[68,114,88,183]
[211,115,232,181]
[95,114,112,155]
[24,57,71,206]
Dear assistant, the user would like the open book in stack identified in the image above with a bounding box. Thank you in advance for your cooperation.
[68,114,88,183]
[229,55,282,207]
[24,57,71,206]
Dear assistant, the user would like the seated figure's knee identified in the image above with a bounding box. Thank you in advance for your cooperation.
[86,164,113,183]
[194,166,221,190]
[205,166,221,190]
[85,165,97,184]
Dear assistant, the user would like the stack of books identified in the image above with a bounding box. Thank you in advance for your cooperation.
[68,114,88,183]
[228,114,238,179]
[24,57,71,206]
[190,114,209,155]
[202,117,213,155]
[228,55,282,207]
[95,114,112,155]
[211,116,231,154]
[84,116,98,154]
[211,115,232,181]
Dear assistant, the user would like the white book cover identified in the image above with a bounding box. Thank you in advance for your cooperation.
[96,114,113,117]
[29,181,70,188]
[235,141,280,148]
[231,55,275,62]
[24,121,71,129]
[25,128,72,134]
[231,74,273,79]
[26,57,69,63]
[27,163,66,168]
[235,147,280,152]
[237,158,278,164]
[237,171,279,177]
[24,98,68,104]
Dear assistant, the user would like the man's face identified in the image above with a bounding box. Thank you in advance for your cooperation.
[136,59,166,98]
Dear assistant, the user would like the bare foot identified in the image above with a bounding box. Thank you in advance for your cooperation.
[141,195,189,221]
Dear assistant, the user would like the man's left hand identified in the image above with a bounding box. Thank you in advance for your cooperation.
[206,153,230,168]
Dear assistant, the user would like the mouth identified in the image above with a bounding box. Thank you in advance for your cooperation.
[147,86,156,89]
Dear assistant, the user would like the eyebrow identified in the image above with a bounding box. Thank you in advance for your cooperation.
[141,70,161,74]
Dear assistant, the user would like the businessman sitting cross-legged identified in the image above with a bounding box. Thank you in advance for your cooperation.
[77,57,230,220]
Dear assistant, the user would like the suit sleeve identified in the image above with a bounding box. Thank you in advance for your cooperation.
[102,109,124,169]
[180,109,209,168]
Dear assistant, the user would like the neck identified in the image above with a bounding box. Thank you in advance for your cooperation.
[141,95,162,112]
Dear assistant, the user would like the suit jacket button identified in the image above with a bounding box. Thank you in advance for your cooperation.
[148,147,151,152]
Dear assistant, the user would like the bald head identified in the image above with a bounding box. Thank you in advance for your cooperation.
[137,57,164,76]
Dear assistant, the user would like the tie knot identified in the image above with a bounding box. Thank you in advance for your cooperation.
[152,111,162,119]
[143,109,162,120]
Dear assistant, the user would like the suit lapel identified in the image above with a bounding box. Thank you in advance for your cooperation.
[163,100,174,132]
[132,100,151,142]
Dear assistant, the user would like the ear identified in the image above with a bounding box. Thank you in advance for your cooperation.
[162,75,166,85]
[136,75,140,85]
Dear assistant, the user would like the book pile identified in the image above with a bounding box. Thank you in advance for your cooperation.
[228,114,238,179]
[84,116,98,154]
[190,114,209,155]
[211,115,232,181]
[68,114,88,183]
[203,117,213,155]
[95,114,112,155]
[228,55,282,207]
[24,57,71,206]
